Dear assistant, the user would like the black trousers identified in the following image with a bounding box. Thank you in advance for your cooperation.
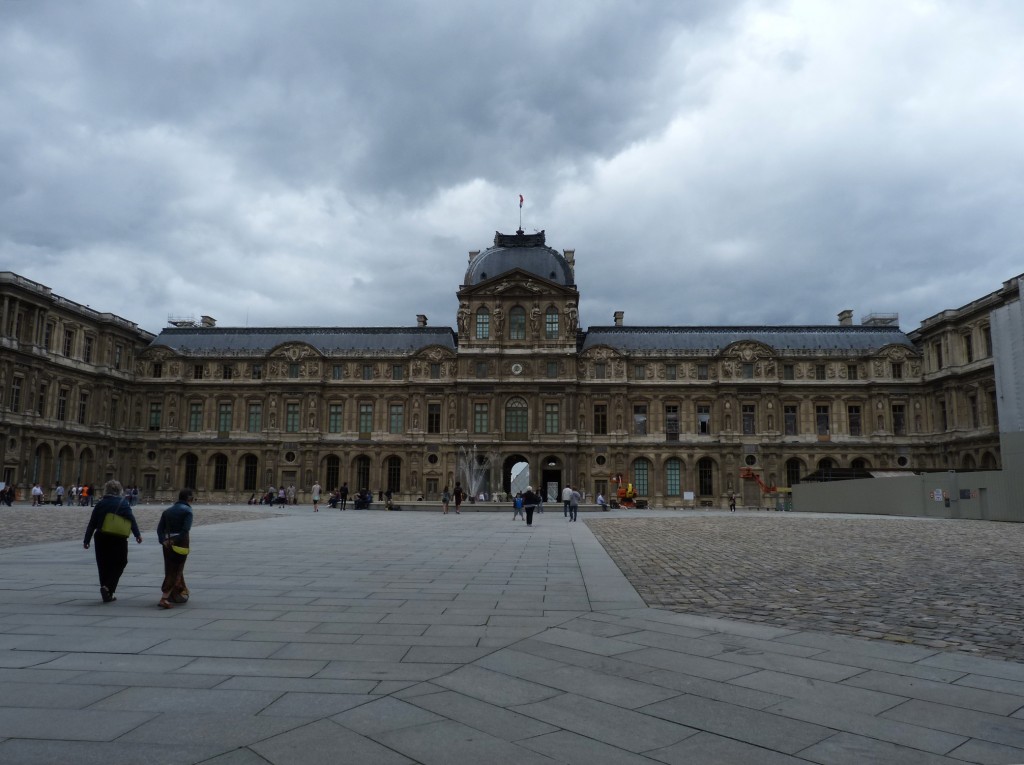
[569,505,578,521]
[525,505,535,525]
[94,533,129,594]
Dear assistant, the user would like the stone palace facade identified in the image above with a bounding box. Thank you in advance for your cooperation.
[0,229,1015,506]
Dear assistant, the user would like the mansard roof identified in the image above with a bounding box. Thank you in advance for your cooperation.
[464,230,574,287]
[148,326,457,355]
[580,325,915,353]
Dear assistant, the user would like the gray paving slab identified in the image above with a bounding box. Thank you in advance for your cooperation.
[0,507,1022,763]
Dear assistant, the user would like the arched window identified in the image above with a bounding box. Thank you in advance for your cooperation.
[213,454,228,491]
[851,458,868,470]
[475,307,490,340]
[697,457,714,496]
[665,458,682,496]
[183,453,198,490]
[325,455,340,490]
[354,455,371,492]
[545,307,559,339]
[785,458,803,487]
[509,306,526,340]
[386,456,402,492]
[632,458,651,496]
[505,397,529,436]
[818,458,834,471]
[243,454,259,491]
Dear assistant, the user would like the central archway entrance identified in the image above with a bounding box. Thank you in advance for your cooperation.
[540,455,563,503]
[503,454,529,498]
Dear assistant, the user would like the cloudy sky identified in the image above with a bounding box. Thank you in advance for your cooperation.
[2,0,1022,336]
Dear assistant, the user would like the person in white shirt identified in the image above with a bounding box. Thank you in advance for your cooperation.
[561,485,573,517]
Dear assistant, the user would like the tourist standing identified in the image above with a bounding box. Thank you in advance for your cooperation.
[339,482,349,511]
[453,482,465,514]
[83,480,142,603]
[512,492,525,520]
[157,488,194,609]
[561,485,572,517]
[522,486,540,526]
[31,483,43,506]
[312,480,321,512]
[441,486,451,515]
[55,482,65,506]
[728,491,737,512]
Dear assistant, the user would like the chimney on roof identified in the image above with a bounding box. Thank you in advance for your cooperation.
[838,309,853,326]
[614,311,624,327]
[416,314,427,327]
[200,315,216,327]
[468,249,480,263]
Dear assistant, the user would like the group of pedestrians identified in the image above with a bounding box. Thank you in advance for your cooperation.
[82,481,193,608]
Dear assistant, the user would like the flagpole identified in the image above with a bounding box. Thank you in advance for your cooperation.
[518,194,523,232]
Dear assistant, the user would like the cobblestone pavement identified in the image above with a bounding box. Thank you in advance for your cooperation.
[587,513,1024,662]
[0,502,286,548]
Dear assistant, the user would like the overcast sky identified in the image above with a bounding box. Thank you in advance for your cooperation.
[2,0,1022,336]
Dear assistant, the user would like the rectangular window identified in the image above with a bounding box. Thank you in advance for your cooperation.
[328,404,343,433]
[964,335,974,364]
[939,399,948,431]
[78,391,89,424]
[697,404,711,435]
[358,403,373,435]
[251,363,263,380]
[43,322,54,350]
[114,345,123,370]
[545,310,558,339]
[430,363,441,379]
[784,405,798,435]
[189,402,203,432]
[891,362,903,379]
[595,362,606,380]
[247,403,262,433]
[594,404,608,435]
[37,384,47,416]
[222,365,233,380]
[892,403,906,435]
[742,404,756,435]
[10,378,22,413]
[57,388,68,421]
[361,364,373,380]
[633,404,648,435]
[63,329,75,357]
[332,364,344,380]
[848,405,861,436]
[289,363,301,379]
[505,402,528,435]
[391,365,403,381]
[783,364,795,380]
[475,361,488,379]
[665,364,677,381]
[697,364,709,380]
[666,460,681,495]
[389,404,404,434]
[286,403,300,432]
[847,364,858,380]
[152,362,163,379]
[427,403,441,433]
[545,403,559,434]
[83,336,94,363]
[218,402,232,433]
[665,404,679,442]
[934,342,944,370]
[633,364,646,380]
[546,361,558,379]
[741,363,754,379]
[473,403,489,434]
[815,364,826,380]
[968,394,978,428]
[509,309,526,340]
[816,405,830,436]
[109,397,117,428]
[476,311,490,339]
[193,364,204,380]
[149,402,162,431]
[983,326,993,357]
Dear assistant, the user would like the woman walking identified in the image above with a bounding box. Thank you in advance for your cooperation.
[441,486,451,515]
[83,480,142,603]
[157,488,194,609]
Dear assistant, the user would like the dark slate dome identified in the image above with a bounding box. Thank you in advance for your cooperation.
[465,230,574,286]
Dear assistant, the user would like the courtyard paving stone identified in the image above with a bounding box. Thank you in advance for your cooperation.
[0,504,1023,762]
